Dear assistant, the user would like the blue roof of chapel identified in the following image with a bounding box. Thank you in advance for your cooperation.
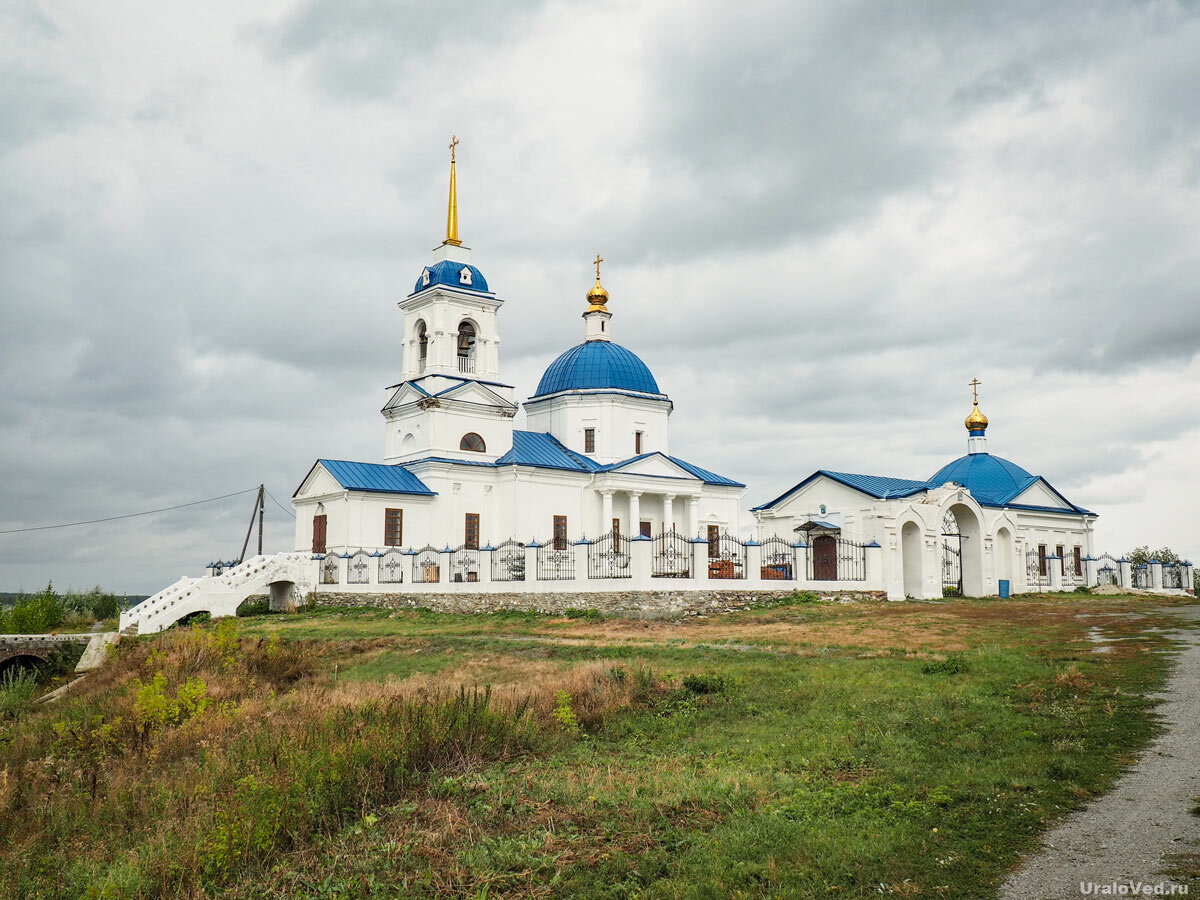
[310,459,436,496]
[927,453,1036,506]
[533,341,662,397]
[413,259,490,294]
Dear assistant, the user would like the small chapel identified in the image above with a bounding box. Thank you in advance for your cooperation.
[290,138,746,570]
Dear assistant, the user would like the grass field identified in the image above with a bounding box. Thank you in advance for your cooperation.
[0,593,1194,899]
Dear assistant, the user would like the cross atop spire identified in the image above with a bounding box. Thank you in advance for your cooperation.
[593,253,604,280]
[444,135,461,246]
[969,377,982,405]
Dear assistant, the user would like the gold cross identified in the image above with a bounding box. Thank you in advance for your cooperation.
[969,378,982,404]
[593,253,604,280]
[449,134,459,163]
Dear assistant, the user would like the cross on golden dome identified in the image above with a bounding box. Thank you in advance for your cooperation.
[586,253,609,311]
[593,253,604,280]
[965,377,988,432]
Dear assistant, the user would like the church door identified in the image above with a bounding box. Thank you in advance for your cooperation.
[812,535,838,580]
[312,514,327,554]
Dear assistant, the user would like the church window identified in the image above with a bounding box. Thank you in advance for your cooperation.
[707,525,720,559]
[312,514,327,554]
[460,432,486,452]
[640,520,652,538]
[1038,544,1047,577]
[584,428,595,453]
[601,321,605,332]
[421,268,431,287]
[459,267,473,285]
[635,431,643,454]
[612,518,621,538]
[553,515,568,550]
[416,321,428,369]
[384,509,403,547]
[1056,544,1065,575]
[457,321,476,374]
[465,513,480,549]
[1073,546,1082,576]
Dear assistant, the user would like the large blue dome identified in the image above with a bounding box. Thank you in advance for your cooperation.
[533,341,661,397]
[413,259,489,294]
[928,453,1036,506]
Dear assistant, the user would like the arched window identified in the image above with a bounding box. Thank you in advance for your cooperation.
[459,266,473,285]
[421,267,431,287]
[460,432,486,452]
[457,321,476,374]
[415,320,428,370]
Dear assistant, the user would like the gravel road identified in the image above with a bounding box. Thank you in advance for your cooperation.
[1000,604,1200,899]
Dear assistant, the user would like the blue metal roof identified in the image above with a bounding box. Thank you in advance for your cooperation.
[496,431,599,472]
[752,470,930,511]
[317,460,435,496]
[927,453,1035,505]
[413,259,490,294]
[665,455,744,487]
[753,460,1095,516]
[533,341,662,397]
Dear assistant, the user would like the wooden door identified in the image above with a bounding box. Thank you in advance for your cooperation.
[812,535,838,580]
[312,514,327,554]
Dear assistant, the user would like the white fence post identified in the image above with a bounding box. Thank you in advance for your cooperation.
[573,540,591,583]
[1149,559,1164,591]
[1048,555,1063,591]
[524,541,541,583]
[1119,557,1132,588]
[745,539,763,587]
[1083,555,1098,588]
[863,541,884,591]
[478,545,494,585]
[692,538,710,582]
[630,536,652,589]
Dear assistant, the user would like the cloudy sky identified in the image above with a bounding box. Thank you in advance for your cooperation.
[2,0,1198,594]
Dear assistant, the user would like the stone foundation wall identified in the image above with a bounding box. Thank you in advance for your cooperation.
[308,588,886,619]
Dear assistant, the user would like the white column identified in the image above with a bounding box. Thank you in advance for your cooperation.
[574,540,590,583]
[1084,556,1098,588]
[629,491,642,535]
[1119,558,1132,588]
[688,497,699,537]
[745,540,763,586]
[630,534,652,589]
[692,538,710,581]
[600,491,613,535]
[663,494,675,533]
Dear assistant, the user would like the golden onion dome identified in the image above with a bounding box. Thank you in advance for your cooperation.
[965,403,989,432]
[586,278,609,313]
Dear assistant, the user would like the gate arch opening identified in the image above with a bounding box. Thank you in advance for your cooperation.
[945,502,984,597]
[901,520,923,598]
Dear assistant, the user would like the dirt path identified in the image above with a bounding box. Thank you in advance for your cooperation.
[1000,605,1200,899]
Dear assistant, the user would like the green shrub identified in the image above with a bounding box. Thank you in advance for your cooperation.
[2,583,66,633]
[1074,585,1092,594]
[0,668,38,720]
[552,690,580,734]
[565,608,602,620]
[922,653,968,675]
[682,672,728,695]
[236,598,271,617]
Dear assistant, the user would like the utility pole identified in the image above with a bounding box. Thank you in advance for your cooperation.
[258,484,265,556]
[238,484,266,565]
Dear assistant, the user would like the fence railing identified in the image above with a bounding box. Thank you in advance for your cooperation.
[448,544,480,583]
[653,531,693,578]
[588,532,631,579]
[491,539,526,582]
[1095,554,1121,587]
[536,543,575,580]
[808,536,866,582]
[411,546,441,584]
[706,533,745,580]
[760,537,795,581]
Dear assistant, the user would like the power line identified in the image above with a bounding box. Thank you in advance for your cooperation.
[264,487,296,519]
[0,488,260,535]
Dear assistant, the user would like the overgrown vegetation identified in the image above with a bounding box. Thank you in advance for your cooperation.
[0,583,127,634]
[0,594,1193,898]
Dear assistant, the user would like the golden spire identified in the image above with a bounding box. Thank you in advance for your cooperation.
[965,377,989,432]
[586,253,609,312]
[444,135,461,246]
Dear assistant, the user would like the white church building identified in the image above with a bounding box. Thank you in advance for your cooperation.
[117,145,1192,634]
[291,142,746,574]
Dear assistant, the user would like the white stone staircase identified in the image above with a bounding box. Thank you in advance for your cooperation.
[119,553,313,635]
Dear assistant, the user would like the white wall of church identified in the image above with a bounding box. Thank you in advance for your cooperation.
[524,393,671,464]
[383,403,514,464]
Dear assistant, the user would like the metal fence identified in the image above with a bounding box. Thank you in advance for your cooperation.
[379,548,406,584]
[411,546,442,584]
[652,530,693,578]
[760,537,795,580]
[706,533,745,580]
[491,539,526,582]
[320,554,339,585]
[1163,565,1185,590]
[1095,553,1121,587]
[347,550,371,585]
[1132,566,1151,589]
[537,543,575,580]
[448,544,480,583]
[588,532,631,579]
[808,535,866,581]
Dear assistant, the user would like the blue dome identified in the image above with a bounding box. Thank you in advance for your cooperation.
[928,453,1036,506]
[414,259,489,294]
[534,341,661,397]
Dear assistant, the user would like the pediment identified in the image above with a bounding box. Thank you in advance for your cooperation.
[606,453,701,481]
[383,382,431,411]
[436,380,517,410]
[294,462,342,500]
[1010,478,1073,510]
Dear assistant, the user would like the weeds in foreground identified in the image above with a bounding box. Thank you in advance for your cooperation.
[0,669,38,721]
